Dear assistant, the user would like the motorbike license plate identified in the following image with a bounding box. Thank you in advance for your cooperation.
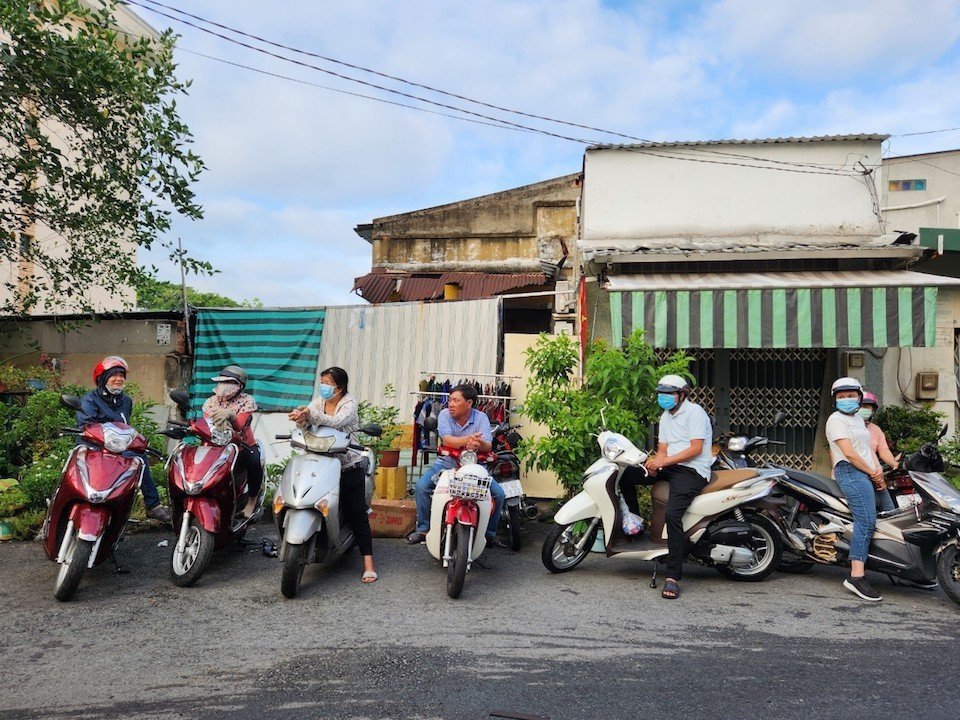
[500,480,523,499]
[895,493,922,509]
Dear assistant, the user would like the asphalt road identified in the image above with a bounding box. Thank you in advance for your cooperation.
[1,521,958,720]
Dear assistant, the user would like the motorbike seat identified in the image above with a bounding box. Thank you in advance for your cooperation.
[701,469,758,494]
[782,467,844,499]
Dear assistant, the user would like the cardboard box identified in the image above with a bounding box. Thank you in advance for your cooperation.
[375,466,408,500]
[368,498,416,538]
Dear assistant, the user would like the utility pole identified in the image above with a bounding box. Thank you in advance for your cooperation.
[178,237,191,355]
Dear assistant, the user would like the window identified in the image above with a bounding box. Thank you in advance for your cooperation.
[888,179,927,191]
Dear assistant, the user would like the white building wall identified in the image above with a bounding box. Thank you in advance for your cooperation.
[581,140,884,244]
[882,150,960,234]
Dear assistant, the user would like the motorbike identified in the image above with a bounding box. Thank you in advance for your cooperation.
[273,422,380,599]
[542,426,784,583]
[714,411,788,470]
[771,427,960,606]
[489,421,539,550]
[425,441,498,599]
[41,394,161,601]
[161,390,265,587]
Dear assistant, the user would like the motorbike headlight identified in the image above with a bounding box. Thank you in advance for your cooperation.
[273,492,284,515]
[103,425,135,453]
[184,480,205,496]
[210,425,233,446]
[727,436,747,452]
[459,450,478,466]
[603,438,625,461]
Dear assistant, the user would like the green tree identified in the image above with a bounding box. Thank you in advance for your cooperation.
[0,0,208,314]
[518,330,692,495]
[134,276,262,310]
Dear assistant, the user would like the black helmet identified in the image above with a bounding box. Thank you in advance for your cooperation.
[212,364,248,388]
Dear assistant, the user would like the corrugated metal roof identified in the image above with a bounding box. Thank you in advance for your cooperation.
[605,270,960,292]
[352,272,549,304]
[588,134,889,151]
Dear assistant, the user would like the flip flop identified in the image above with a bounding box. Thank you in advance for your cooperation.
[362,570,378,584]
[661,579,680,599]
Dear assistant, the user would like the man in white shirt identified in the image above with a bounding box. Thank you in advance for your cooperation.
[644,374,713,600]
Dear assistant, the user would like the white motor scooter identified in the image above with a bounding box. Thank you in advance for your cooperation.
[542,429,785,584]
[273,423,379,598]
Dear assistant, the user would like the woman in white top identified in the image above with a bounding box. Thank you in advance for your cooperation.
[824,377,883,602]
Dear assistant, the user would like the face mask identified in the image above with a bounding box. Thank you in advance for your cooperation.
[318,383,336,400]
[215,382,240,400]
[858,407,874,421]
[657,393,677,411]
[106,383,124,396]
[836,398,860,415]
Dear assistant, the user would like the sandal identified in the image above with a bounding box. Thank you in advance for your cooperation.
[361,570,378,584]
[661,579,680,600]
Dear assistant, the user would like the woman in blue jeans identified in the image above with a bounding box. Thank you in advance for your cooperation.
[825,377,884,602]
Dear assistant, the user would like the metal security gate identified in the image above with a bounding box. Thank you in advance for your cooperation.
[657,348,826,470]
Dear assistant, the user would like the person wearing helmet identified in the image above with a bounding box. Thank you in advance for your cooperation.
[78,356,172,524]
[859,391,897,513]
[201,365,262,518]
[643,374,714,600]
[825,377,884,601]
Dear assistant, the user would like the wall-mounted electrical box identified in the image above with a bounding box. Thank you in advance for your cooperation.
[844,351,865,372]
[916,372,939,400]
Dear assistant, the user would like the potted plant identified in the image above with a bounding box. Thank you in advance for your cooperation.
[358,385,404,468]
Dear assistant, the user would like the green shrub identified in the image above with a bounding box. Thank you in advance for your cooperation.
[10,386,86,465]
[875,404,946,455]
[18,437,73,508]
[7,508,45,540]
[0,485,28,516]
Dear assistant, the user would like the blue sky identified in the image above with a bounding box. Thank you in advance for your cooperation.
[136,0,960,306]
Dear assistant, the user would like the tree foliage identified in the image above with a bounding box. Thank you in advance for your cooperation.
[0,0,208,314]
[518,331,692,494]
[134,275,262,310]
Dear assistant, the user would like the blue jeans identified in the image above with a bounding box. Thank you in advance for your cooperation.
[875,488,895,513]
[414,463,505,539]
[125,451,160,509]
[834,461,877,563]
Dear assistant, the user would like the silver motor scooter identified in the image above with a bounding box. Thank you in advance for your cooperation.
[273,422,380,598]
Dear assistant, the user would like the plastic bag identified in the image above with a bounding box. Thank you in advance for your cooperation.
[619,497,644,535]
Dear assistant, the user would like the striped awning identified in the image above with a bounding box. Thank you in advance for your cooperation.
[607,271,959,349]
[189,308,325,413]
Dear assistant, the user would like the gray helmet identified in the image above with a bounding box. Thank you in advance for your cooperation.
[212,364,248,388]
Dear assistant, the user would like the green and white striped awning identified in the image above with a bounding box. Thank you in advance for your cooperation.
[189,308,326,413]
[607,270,959,349]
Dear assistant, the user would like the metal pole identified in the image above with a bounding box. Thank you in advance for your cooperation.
[178,237,191,355]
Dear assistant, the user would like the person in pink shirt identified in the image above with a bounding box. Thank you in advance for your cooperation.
[859,392,897,513]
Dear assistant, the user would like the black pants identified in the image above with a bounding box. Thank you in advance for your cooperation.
[619,466,646,516]
[340,463,373,557]
[661,465,708,580]
[239,444,263,498]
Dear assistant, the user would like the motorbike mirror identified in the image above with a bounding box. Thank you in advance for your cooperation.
[360,423,382,437]
[772,411,788,426]
[939,424,949,440]
[169,389,190,412]
[60,394,82,411]
[599,407,607,429]
[423,416,438,432]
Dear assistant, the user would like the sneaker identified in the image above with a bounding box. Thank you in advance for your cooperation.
[145,504,172,524]
[843,575,883,602]
[485,536,508,549]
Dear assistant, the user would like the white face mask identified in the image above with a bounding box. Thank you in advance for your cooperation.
[106,383,125,396]
[215,382,241,400]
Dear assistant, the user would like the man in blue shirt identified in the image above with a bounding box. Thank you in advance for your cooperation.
[405,384,507,547]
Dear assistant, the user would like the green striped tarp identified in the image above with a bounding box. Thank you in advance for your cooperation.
[189,308,326,413]
[610,286,938,349]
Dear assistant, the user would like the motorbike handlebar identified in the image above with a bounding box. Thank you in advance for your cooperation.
[275,434,292,441]
[59,426,81,435]
[145,447,164,460]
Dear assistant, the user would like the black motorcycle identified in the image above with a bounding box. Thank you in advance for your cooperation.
[489,421,539,551]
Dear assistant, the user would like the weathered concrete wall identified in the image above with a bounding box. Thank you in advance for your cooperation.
[881,150,960,234]
[0,316,189,405]
[368,174,580,273]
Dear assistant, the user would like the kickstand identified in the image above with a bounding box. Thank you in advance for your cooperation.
[649,560,660,589]
[109,552,130,575]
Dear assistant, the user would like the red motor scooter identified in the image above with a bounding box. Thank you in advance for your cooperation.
[41,395,159,602]
[163,390,264,587]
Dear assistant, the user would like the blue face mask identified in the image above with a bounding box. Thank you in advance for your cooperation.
[836,398,860,415]
[318,383,336,400]
[657,393,678,411]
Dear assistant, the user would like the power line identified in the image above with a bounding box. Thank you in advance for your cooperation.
[125,0,859,175]
[895,127,960,138]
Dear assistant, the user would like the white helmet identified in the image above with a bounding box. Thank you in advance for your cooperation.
[831,377,863,397]
[656,374,689,393]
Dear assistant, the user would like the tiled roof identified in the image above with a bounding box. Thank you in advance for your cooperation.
[352,272,549,304]
[588,134,889,151]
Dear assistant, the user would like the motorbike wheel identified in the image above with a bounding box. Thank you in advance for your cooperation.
[506,505,522,551]
[541,519,598,574]
[170,517,215,587]
[54,534,94,602]
[936,542,960,606]
[446,524,471,599]
[281,542,308,599]
[716,513,783,582]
